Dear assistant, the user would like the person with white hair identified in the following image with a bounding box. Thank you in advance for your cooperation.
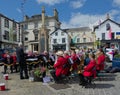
[42,50,49,68]
[50,50,69,83]
[16,42,29,79]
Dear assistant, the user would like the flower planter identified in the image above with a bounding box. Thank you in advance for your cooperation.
[31,67,46,82]
[34,71,46,82]
[112,58,120,68]
[34,76,43,82]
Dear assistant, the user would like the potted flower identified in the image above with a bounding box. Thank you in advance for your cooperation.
[33,67,46,81]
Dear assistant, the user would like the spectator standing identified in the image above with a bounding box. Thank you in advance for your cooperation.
[16,43,29,79]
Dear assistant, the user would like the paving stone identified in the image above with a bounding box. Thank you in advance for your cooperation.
[0,62,120,95]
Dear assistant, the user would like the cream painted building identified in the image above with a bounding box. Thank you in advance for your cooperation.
[20,8,61,52]
[67,27,94,49]
[20,8,95,52]
[49,27,94,51]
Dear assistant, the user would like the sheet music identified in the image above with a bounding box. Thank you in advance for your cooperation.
[68,57,74,64]
[43,56,48,63]
[50,55,55,61]
[77,55,81,61]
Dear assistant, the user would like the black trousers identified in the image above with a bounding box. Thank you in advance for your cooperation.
[79,74,85,84]
[19,63,28,78]
[50,69,60,82]
[4,64,13,74]
[13,64,18,72]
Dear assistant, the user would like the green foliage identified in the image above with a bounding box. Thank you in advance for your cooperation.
[34,67,46,78]
[34,68,42,77]
[114,54,120,58]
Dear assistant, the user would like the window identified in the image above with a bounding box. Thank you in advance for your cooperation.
[25,46,28,52]
[62,38,66,43]
[34,33,38,40]
[61,32,64,36]
[13,34,17,41]
[106,23,111,30]
[102,33,105,40]
[77,38,80,43]
[71,33,73,36]
[55,32,58,36]
[4,31,9,40]
[83,38,86,43]
[24,24,28,30]
[4,19,9,28]
[53,39,57,43]
[13,22,16,30]
[34,44,38,51]
[25,37,28,41]
[34,22,38,28]
[111,32,114,39]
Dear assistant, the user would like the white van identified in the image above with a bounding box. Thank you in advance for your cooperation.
[105,48,114,61]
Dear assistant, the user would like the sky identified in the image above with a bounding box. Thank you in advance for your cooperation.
[0,0,120,29]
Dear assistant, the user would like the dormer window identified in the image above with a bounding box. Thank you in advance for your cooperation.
[62,38,66,43]
[55,32,58,36]
[34,22,38,28]
[106,23,111,30]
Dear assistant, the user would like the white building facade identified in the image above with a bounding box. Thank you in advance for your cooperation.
[94,18,120,50]
[0,14,19,49]
[50,28,70,51]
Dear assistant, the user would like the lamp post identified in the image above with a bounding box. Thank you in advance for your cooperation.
[97,38,101,49]
[91,31,96,49]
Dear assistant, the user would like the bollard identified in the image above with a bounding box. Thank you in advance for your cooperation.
[3,74,9,80]
[0,83,5,91]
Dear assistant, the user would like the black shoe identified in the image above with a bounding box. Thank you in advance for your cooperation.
[25,76,29,79]
[79,82,83,85]
[20,77,25,80]
[11,71,13,73]
[55,81,61,84]
[3,72,6,74]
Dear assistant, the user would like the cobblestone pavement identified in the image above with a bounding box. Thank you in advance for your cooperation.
[0,63,120,95]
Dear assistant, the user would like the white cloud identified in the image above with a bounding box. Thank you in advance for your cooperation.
[70,0,86,9]
[61,13,105,29]
[36,0,66,5]
[61,9,120,29]
[109,9,120,18]
[113,0,120,7]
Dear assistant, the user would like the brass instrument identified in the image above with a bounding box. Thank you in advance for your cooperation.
[77,55,84,74]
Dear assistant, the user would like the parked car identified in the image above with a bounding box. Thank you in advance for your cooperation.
[105,48,114,61]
